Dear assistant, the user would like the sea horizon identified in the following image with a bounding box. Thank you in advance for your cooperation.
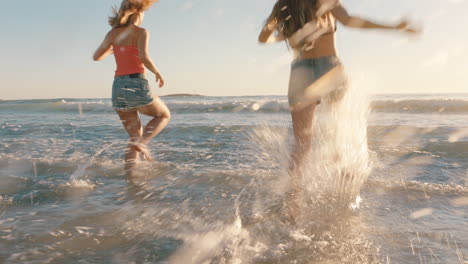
[2,92,468,101]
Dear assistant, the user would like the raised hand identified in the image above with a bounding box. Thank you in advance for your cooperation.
[396,20,421,34]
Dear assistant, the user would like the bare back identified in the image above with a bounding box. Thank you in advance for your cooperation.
[110,25,144,47]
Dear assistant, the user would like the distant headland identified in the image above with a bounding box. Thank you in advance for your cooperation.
[162,94,203,97]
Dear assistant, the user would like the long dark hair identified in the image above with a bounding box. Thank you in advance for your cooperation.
[267,0,319,38]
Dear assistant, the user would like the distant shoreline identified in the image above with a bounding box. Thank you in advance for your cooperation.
[161,93,203,97]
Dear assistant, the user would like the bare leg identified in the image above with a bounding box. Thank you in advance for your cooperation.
[136,97,171,145]
[116,110,143,181]
[286,102,317,221]
[116,97,170,183]
[289,103,317,177]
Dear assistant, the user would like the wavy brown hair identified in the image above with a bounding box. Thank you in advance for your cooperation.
[109,0,157,28]
[267,0,319,38]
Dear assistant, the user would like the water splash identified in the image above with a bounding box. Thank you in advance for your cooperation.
[32,161,37,179]
[123,80,378,263]
[69,142,118,182]
[78,102,83,117]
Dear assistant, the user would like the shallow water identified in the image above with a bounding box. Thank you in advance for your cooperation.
[0,92,467,263]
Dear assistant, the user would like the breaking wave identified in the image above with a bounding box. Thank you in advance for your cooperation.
[2,96,468,114]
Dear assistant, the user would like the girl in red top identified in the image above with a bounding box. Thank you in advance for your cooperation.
[94,0,170,183]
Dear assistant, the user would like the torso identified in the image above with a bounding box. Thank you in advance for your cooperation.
[291,12,338,59]
[299,33,337,59]
[110,25,145,76]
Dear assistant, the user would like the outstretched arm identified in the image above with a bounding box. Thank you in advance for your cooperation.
[258,19,286,43]
[331,4,419,33]
[93,30,114,61]
[137,29,165,88]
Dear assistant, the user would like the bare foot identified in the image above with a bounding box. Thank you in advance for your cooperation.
[129,142,154,161]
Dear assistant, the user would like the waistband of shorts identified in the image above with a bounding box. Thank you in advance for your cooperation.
[292,56,340,66]
[114,73,146,79]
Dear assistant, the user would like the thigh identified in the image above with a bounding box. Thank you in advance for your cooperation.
[288,64,317,108]
[116,110,142,138]
[137,96,170,118]
[291,103,316,138]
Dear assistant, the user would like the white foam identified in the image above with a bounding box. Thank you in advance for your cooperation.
[409,208,434,219]
[65,179,96,189]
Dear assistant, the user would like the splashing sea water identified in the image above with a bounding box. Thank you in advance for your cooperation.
[0,92,467,263]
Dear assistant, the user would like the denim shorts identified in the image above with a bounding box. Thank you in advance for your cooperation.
[288,56,346,109]
[112,74,154,111]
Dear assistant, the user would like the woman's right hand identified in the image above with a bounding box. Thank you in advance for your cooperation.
[156,73,165,88]
[266,19,278,31]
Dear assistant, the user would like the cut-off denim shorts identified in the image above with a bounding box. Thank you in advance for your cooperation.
[288,56,346,109]
[112,73,154,111]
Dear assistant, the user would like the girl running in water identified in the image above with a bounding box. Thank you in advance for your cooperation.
[94,0,170,183]
[259,0,418,218]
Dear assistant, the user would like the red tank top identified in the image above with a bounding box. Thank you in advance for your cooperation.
[113,46,145,76]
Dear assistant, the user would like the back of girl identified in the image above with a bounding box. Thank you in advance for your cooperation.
[93,0,171,185]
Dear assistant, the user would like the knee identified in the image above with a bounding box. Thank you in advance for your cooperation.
[161,109,171,121]
[294,140,311,152]
[294,132,312,149]
[294,128,312,141]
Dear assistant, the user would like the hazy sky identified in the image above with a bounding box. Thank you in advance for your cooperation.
[1,0,466,99]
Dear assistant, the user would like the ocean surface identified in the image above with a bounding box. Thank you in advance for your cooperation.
[0,92,467,263]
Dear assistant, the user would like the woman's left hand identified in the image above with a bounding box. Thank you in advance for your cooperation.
[156,73,165,88]
[396,20,421,34]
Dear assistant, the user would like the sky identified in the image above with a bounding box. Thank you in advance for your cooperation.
[0,0,466,99]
